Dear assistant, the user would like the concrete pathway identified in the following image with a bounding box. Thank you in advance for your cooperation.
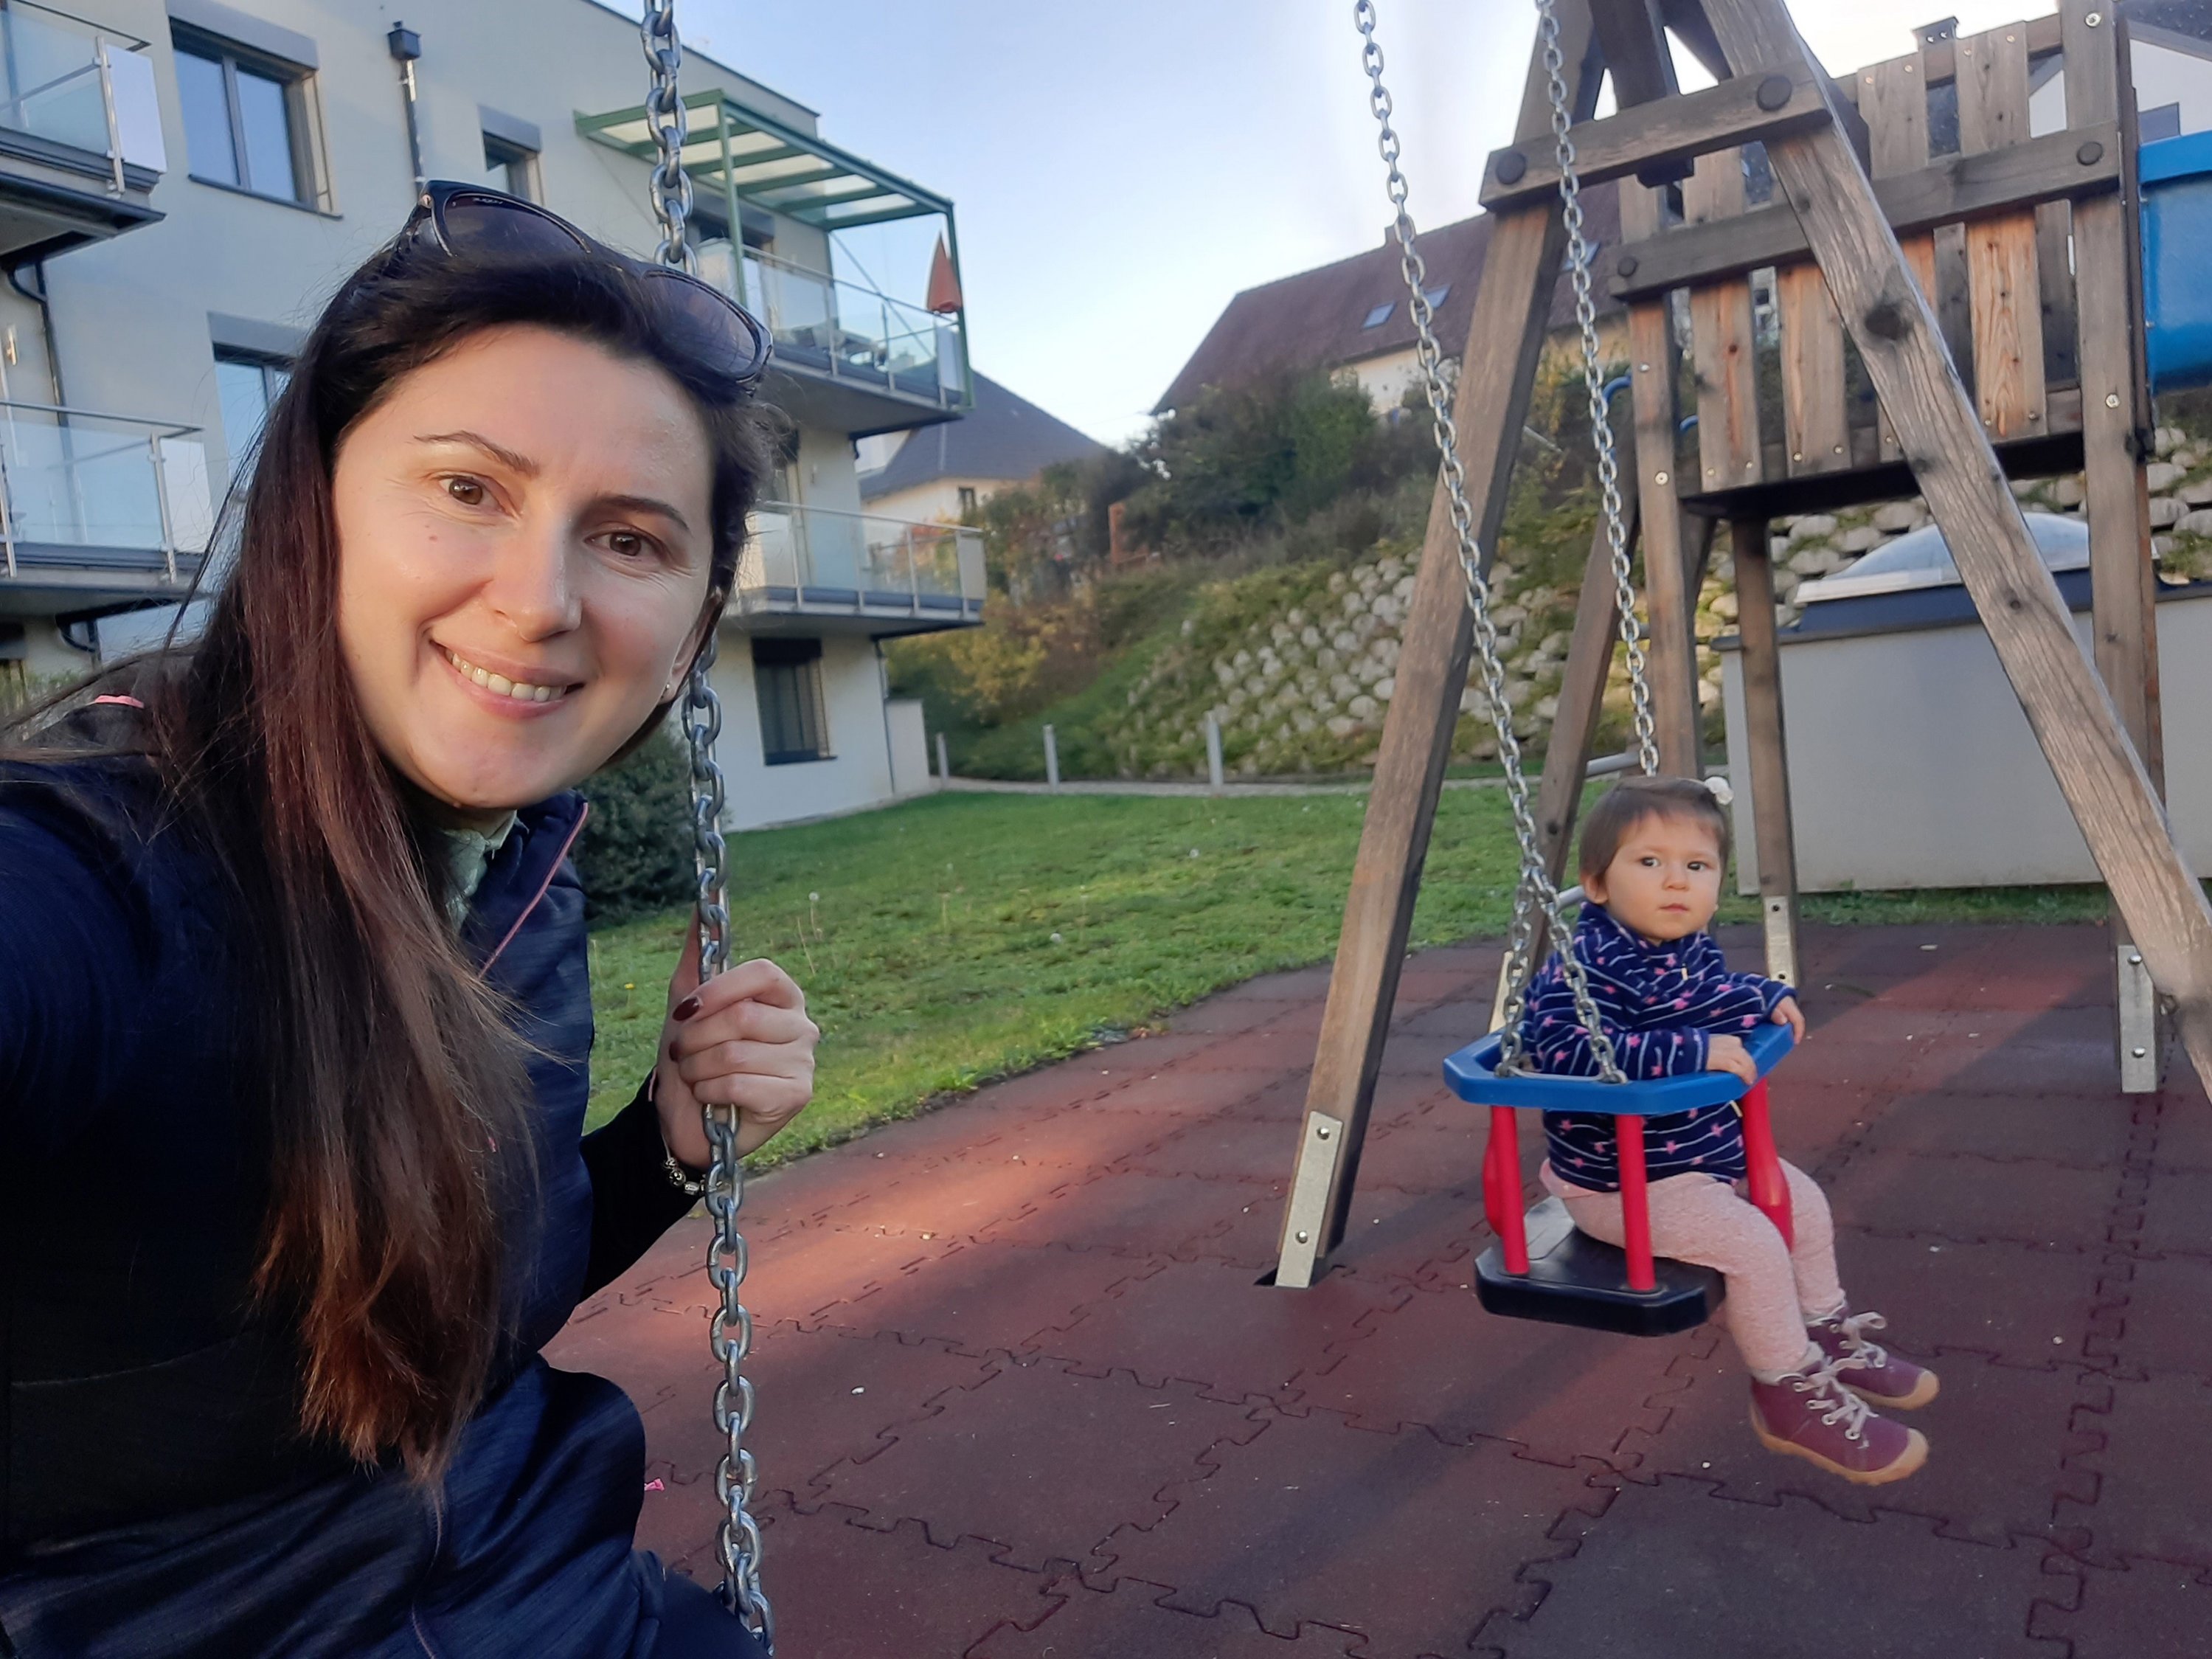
[549,923,2210,1658]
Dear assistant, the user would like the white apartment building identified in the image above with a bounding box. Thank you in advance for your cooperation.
[0,0,983,829]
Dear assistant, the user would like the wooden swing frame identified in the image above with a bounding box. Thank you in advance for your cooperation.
[1276,0,2196,1289]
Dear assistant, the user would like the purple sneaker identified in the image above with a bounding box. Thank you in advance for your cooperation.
[1810,1309,1941,1410]
[1750,1358,1928,1485]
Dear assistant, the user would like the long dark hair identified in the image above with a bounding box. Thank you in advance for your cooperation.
[3,236,774,1478]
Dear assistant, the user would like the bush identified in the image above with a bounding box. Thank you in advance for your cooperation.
[1120,367,1433,555]
[577,726,697,924]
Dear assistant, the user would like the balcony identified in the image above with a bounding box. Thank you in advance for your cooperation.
[0,3,166,263]
[696,243,966,429]
[578,89,968,436]
[0,402,214,612]
[735,501,985,637]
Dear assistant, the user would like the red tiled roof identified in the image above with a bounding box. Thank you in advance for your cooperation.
[1154,183,1623,414]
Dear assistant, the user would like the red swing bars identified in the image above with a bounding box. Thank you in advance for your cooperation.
[1480,1078,1793,1292]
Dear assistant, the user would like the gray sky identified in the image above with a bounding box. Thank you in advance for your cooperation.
[670,1,2059,446]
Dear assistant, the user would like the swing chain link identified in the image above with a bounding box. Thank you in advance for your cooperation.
[1536,0,1659,778]
[1353,0,1623,1083]
[640,0,696,274]
[640,1,772,1646]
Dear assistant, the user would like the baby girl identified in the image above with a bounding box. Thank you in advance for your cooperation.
[1519,774,1935,1484]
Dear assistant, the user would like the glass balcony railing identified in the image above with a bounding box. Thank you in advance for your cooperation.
[0,401,212,583]
[694,243,967,409]
[740,500,985,614]
[0,3,166,185]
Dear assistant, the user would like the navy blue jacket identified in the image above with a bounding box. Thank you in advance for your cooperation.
[0,753,701,1657]
[1520,904,1790,1193]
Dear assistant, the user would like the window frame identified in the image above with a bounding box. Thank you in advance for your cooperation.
[212,346,291,475]
[482,131,541,202]
[753,637,833,766]
[173,28,322,209]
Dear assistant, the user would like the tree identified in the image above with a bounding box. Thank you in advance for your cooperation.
[1119,367,1432,555]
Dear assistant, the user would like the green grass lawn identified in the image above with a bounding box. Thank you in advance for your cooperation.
[584,789,2107,1160]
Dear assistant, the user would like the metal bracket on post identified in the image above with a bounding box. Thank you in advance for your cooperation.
[1274,1111,1345,1289]
[1763,896,1799,988]
[2119,943,2163,1093]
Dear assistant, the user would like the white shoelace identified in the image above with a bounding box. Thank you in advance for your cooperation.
[1831,1309,1892,1370]
[1792,1355,1874,1441]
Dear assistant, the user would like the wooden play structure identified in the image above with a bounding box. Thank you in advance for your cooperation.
[1277,0,2209,1289]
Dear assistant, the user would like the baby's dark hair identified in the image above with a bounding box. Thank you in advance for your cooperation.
[1577,775,1733,886]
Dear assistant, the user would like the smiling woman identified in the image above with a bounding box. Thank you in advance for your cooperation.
[0,194,810,1657]
[332,329,720,815]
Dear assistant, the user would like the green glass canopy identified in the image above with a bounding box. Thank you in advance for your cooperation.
[576,89,954,232]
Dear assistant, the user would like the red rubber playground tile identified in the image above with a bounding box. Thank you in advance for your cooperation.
[1091,1406,1601,1655]
[554,927,2212,1658]
[972,1576,1365,1659]
[802,1235,1167,1355]
[806,1360,1270,1573]
[1853,1084,2140,1169]
[1828,1229,2111,1369]
[1484,1476,2068,1659]
[2029,1556,2212,1659]
[2056,1372,2212,1570]
[1018,1257,1410,1405]
[1820,1148,2123,1250]
[735,1503,1067,1659]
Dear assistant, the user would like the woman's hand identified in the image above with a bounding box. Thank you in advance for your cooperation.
[656,921,819,1165]
[1705,1033,1757,1087]
[1772,994,1806,1045]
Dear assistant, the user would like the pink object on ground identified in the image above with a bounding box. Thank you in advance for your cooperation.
[90,695,145,708]
[1545,1157,1845,1379]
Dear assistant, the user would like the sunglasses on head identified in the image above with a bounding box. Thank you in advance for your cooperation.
[402,180,772,389]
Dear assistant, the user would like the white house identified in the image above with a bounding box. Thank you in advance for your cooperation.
[858,370,1106,525]
[0,0,985,831]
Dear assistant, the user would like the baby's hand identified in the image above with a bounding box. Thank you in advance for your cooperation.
[1705,1034,1757,1086]
[1772,995,1806,1045]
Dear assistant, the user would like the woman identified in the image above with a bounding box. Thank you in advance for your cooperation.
[0,186,814,1657]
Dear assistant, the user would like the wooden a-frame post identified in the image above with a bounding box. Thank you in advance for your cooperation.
[1275,0,2212,1289]
[1270,4,1606,1289]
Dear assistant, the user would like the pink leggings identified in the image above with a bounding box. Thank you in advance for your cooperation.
[1542,1158,1845,1379]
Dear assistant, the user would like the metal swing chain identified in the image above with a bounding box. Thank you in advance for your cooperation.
[641,1,773,1645]
[1536,0,1660,778]
[1352,0,1623,1083]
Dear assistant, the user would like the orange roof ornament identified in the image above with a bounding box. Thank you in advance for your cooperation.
[925,233,964,315]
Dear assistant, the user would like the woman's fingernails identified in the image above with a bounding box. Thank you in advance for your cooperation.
[672,996,701,1022]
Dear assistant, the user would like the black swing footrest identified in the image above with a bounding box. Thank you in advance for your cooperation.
[1474,1198,1725,1337]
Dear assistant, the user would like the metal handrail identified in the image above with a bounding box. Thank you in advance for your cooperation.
[0,401,205,583]
[0,398,198,436]
[0,1,154,182]
[743,499,984,612]
[5,0,149,52]
[725,246,964,409]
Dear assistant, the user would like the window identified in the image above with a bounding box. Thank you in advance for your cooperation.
[1422,284,1450,309]
[1361,301,1394,329]
[956,485,979,517]
[176,35,311,203]
[482,131,540,201]
[754,638,831,764]
[215,350,289,474]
